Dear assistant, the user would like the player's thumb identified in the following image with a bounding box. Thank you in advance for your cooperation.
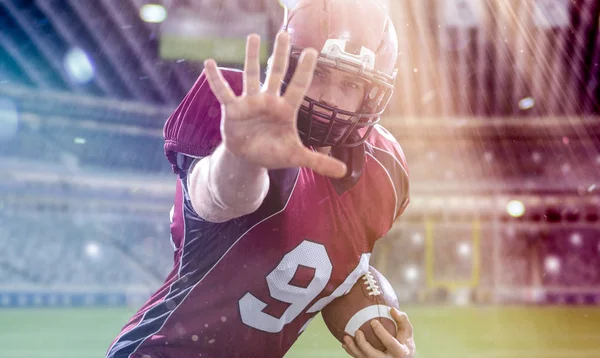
[300,149,347,179]
[392,308,414,341]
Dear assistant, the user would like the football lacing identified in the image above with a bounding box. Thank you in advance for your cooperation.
[362,271,381,296]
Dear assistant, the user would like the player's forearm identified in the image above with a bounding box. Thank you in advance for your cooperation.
[188,143,270,221]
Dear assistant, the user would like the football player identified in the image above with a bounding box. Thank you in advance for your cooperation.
[106,0,414,357]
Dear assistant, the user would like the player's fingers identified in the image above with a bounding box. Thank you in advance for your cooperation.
[354,330,384,358]
[342,343,358,358]
[296,148,347,179]
[343,335,365,358]
[204,59,236,106]
[392,308,414,342]
[264,31,291,95]
[405,338,417,358]
[370,320,410,357]
[282,47,318,108]
[243,34,261,96]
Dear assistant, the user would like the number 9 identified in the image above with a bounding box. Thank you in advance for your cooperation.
[239,241,332,333]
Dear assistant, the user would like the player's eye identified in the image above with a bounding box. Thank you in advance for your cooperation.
[343,81,362,90]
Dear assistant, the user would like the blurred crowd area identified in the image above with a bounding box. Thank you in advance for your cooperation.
[1,0,600,309]
[374,222,600,305]
[0,210,172,287]
[2,123,599,307]
[2,196,600,306]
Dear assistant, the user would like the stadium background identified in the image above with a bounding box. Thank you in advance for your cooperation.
[1,0,600,357]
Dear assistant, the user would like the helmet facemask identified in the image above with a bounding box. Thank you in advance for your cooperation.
[282,40,397,148]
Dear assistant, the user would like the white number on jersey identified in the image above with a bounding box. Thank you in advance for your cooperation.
[239,240,370,333]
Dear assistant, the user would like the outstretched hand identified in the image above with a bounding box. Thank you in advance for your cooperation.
[203,32,347,178]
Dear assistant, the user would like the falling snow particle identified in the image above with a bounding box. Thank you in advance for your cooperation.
[456,119,468,127]
[506,226,516,237]
[484,152,493,162]
[192,335,199,342]
[165,300,176,310]
[588,184,596,193]
[525,180,537,189]
[562,137,570,145]
[221,316,227,323]
[208,339,216,344]
[421,90,435,104]
[208,107,220,118]
[175,322,186,335]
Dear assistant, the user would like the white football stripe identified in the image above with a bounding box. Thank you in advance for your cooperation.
[344,305,398,337]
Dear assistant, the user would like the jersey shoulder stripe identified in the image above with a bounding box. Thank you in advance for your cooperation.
[365,125,410,220]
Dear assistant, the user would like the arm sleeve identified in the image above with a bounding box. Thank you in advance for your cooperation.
[163,68,244,174]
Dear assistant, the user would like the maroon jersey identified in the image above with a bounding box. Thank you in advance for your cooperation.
[106,69,409,358]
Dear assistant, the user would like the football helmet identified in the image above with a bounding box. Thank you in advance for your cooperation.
[281,0,398,147]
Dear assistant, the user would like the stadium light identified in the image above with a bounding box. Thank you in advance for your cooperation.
[411,232,423,246]
[518,97,535,110]
[570,233,582,247]
[506,200,526,218]
[441,0,484,29]
[534,0,570,29]
[544,256,561,274]
[457,242,471,257]
[404,266,419,282]
[85,242,101,258]
[140,4,167,23]
[64,47,95,84]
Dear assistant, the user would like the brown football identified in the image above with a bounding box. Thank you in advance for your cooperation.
[321,266,399,351]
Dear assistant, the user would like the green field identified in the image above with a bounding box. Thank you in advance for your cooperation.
[1,306,600,358]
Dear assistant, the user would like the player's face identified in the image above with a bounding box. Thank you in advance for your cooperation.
[304,65,366,115]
